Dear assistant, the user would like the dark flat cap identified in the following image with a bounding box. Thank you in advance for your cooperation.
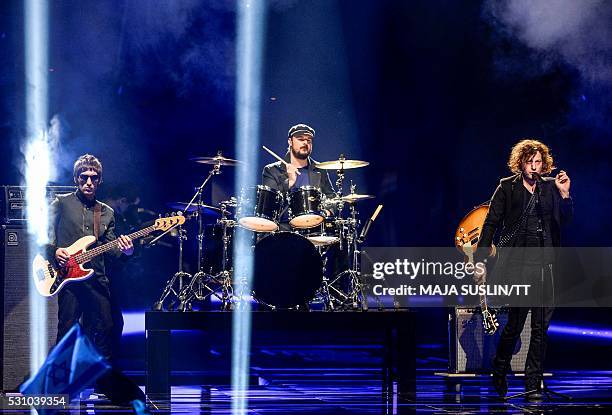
[288,123,315,138]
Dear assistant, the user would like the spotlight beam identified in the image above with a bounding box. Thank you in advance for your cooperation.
[24,0,50,374]
[232,1,266,414]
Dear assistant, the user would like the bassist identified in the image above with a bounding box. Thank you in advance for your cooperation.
[45,154,134,362]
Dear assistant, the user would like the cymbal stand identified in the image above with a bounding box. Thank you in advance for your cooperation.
[176,154,224,311]
[153,223,190,311]
[178,212,235,311]
[195,215,235,310]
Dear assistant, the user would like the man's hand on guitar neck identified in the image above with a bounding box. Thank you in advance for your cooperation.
[473,262,487,285]
[117,235,134,256]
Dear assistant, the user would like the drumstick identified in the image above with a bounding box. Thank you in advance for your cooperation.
[371,204,383,221]
[262,145,301,175]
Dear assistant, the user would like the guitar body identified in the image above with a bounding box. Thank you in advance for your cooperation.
[33,235,96,297]
[455,203,489,252]
[455,203,499,335]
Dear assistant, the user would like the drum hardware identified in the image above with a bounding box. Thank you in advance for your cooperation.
[153,150,381,313]
[177,212,237,312]
[152,220,191,311]
[154,151,239,312]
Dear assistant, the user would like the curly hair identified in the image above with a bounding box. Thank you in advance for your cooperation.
[73,154,103,182]
[507,139,555,175]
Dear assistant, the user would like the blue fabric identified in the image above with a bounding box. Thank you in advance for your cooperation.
[292,165,310,189]
[20,322,111,401]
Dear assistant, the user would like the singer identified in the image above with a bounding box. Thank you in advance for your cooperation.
[474,139,573,400]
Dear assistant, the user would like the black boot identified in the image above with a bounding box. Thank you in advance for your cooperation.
[492,370,508,398]
[525,377,543,401]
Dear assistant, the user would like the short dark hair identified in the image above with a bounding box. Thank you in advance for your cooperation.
[73,154,103,181]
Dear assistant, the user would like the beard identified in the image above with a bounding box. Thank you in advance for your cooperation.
[291,146,310,160]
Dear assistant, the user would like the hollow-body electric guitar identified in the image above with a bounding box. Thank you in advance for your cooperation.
[32,215,185,297]
[455,203,499,335]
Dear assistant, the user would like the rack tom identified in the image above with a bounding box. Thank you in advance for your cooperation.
[238,185,283,232]
[288,186,325,229]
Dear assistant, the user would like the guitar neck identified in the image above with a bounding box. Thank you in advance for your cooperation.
[463,243,489,311]
[73,224,156,264]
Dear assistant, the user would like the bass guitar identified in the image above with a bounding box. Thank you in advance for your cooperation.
[32,215,185,297]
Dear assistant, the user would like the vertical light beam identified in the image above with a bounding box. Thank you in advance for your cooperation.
[232,1,266,414]
[24,0,50,374]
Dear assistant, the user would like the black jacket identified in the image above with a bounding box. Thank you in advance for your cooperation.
[477,174,573,261]
[261,154,335,197]
[45,191,122,284]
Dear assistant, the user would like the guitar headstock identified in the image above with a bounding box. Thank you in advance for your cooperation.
[154,214,186,231]
[482,309,499,335]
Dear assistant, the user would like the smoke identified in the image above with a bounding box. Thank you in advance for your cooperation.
[484,0,612,84]
[483,0,612,133]
[120,0,236,97]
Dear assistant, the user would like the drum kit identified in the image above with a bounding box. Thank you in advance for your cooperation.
[153,150,380,312]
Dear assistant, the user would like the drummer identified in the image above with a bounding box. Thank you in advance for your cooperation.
[262,123,335,230]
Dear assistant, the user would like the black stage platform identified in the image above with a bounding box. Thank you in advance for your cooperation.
[145,310,416,402]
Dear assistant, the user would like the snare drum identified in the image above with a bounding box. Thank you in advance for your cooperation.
[298,218,341,247]
[238,185,283,232]
[288,186,324,229]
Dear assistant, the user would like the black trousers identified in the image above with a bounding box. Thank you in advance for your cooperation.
[493,306,555,386]
[57,279,114,360]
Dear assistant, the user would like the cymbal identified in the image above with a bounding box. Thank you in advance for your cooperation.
[326,194,375,204]
[190,155,242,166]
[167,202,222,215]
[315,159,369,170]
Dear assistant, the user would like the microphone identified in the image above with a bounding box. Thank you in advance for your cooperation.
[532,172,543,183]
[358,204,383,243]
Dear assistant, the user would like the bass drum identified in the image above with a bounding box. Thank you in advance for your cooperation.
[253,232,322,309]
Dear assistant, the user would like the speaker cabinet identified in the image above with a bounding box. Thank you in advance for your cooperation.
[449,307,531,374]
[1,225,58,391]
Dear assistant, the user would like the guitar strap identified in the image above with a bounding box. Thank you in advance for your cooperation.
[93,202,102,241]
[497,188,537,248]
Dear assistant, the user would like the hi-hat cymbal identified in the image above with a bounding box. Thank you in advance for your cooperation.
[167,202,222,215]
[190,155,242,166]
[315,159,369,170]
[326,194,375,204]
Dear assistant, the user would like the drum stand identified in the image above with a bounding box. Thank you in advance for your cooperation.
[326,213,366,310]
[152,223,191,311]
[178,212,236,312]
[320,178,367,311]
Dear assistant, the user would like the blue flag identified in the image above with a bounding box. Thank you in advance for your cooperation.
[20,323,111,399]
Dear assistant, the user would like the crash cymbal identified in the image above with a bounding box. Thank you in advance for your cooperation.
[340,193,375,202]
[167,202,222,215]
[326,194,375,204]
[315,159,369,170]
[190,154,242,166]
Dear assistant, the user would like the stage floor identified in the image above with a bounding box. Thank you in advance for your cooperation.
[3,370,611,414]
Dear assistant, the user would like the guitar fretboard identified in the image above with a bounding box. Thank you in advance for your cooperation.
[73,224,157,264]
